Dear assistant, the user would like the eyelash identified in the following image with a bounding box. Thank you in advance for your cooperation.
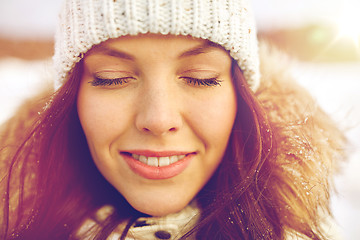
[89,77,134,87]
[88,76,222,87]
[181,77,222,87]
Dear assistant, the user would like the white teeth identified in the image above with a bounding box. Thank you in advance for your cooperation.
[139,155,147,164]
[147,157,158,167]
[131,154,188,167]
[169,155,178,164]
[159,157,170,167]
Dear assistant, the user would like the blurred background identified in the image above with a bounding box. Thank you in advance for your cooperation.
[0,0,359,238]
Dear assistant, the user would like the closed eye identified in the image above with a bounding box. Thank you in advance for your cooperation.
[88,77,135,87]
[181,77,222,87]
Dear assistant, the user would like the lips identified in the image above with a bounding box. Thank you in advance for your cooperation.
[120,151,195,179]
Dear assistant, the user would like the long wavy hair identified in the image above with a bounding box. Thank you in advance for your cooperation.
[1,55,333,239]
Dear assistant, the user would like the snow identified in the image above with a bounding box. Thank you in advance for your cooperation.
[0,58,53,123]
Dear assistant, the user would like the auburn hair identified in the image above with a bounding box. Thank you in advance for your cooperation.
[1,56,336,239]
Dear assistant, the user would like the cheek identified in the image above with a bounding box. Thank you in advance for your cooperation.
[183,87,237,189]
[78,96,107,145]
[77,88,128,152]
[187,87,237,150]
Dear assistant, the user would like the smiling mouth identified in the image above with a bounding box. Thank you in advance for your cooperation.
[121,151,195,179]
[122,152,188,167]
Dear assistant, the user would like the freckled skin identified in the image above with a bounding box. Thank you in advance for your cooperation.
[77,34,237,216]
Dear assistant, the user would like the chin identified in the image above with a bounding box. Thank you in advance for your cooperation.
[130,197,192,217]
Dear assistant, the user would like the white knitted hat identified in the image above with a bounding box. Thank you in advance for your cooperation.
[53,0,260,91]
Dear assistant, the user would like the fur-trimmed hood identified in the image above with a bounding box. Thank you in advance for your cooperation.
[256,43,345,239]
[0,42,346,239]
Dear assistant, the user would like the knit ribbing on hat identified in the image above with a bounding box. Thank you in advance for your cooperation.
[53,0,260,91]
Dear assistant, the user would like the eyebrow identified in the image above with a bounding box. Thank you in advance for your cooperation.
[178,41,224,58]
[90,45,136,61]
[90,40,223,60]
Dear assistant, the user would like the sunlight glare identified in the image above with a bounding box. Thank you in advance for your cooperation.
[336,2,360,45]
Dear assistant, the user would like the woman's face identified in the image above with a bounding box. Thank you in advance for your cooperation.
[77,34,237,216]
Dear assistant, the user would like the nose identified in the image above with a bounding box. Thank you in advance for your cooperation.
[135,86,183,136]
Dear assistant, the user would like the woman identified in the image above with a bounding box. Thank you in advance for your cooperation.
[0,0,345,239]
